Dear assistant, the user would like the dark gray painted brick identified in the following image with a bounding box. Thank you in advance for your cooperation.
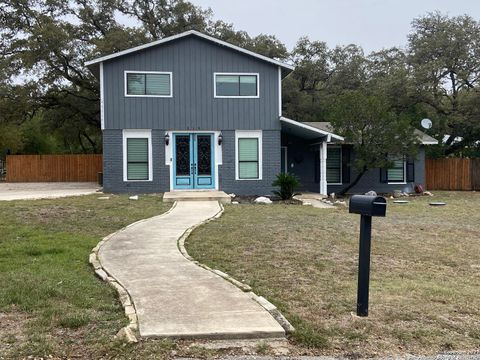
[103,129,281,195]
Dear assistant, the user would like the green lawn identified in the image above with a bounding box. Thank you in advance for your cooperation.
[0,194,175,359]
[186,192,480,358]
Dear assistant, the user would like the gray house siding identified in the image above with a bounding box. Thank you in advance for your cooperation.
[282,133,426,195]
[102,35,280,131]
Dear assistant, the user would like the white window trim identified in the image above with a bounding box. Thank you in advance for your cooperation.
[123,130,153,182]
[235,130,263,180]
[124,71,173,98]
[214,72,260,98]
[100,63,105,130]
[387,158,407,184]
[327,145,342,185]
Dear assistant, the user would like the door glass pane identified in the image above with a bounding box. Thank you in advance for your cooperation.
[127,73,145,95]
[216,75,239,96]
[146,74,170,95]
[196,135,212,176]
[239,75,257,96]
[175,135,191,176]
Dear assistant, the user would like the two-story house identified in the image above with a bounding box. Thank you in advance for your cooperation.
[86,30,436,196]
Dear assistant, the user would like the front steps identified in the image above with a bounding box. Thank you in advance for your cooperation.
[163,191,231,204]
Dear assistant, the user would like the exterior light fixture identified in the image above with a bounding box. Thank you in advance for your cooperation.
[165,133,170,145]
[218,133,223,146]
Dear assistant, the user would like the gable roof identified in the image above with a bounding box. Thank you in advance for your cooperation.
[304,122,438,145]
[85,30,294,78]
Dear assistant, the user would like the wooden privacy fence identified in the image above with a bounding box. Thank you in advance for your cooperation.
[425,158,480,191]
[6,154,103,182]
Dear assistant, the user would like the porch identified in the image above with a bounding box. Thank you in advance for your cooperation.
[280,117,344,196]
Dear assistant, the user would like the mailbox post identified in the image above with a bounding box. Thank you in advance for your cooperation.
[349,195,387,317]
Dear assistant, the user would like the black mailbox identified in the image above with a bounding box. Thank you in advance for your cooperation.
[349,195,387,217]
[349,194,387,317]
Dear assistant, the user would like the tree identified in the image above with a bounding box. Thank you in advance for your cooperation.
[327,91,418,195]
[0,0,288,155]
[283,37,368,122]
[407,12,480,155]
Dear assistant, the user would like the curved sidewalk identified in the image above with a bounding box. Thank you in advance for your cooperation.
[99,200,285,339]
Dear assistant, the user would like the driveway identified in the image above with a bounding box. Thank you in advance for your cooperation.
[0,182,100,201]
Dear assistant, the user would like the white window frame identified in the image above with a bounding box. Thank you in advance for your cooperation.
[235,130,262,180]
[326,145,342,185]
[214,72,260,98]
[124,71,173,98]
[387,157,407,184]
[123,129,153,182]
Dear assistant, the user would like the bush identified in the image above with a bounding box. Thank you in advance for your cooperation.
[272,173,300,200]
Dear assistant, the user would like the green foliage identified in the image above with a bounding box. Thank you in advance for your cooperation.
[0,0,287,155]
[272,173,300,200]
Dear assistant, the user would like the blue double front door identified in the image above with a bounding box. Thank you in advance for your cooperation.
[173,133,215,189]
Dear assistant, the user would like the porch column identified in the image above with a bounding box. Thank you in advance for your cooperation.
[319,140,328,196]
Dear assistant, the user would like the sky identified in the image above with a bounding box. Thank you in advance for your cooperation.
[191,0,480,53]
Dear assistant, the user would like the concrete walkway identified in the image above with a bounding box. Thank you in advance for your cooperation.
[98,201,285,339]
[0,182,99,201]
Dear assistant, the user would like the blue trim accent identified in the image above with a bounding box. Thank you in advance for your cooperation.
[172,133,215,190]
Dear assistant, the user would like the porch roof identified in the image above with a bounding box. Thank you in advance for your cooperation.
[279,117,344,142]
[283,119,438,145]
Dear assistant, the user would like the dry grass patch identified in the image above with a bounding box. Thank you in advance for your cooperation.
[186,192,480,357]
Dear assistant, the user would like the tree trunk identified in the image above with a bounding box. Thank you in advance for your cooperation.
[338,166,368,196]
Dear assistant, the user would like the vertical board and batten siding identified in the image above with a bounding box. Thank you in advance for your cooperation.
[6,155,102,182]
[102,36,280,131]
[425,158,476,191]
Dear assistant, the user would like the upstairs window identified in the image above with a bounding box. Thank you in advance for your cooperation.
[125,72,172,97]
[215,73,259,98]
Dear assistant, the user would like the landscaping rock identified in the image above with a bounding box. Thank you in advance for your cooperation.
[231,201,239,204]
[365,190,377,196]
[424,191,434,196]
[98,196,110,200]
[95,269,108,281]
[129,195,139,200]
[115,326,138,343]
[254,196,272,204]
[228,193,236,198]
[393,190,403,198]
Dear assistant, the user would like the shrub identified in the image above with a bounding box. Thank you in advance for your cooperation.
[272,173,300,200]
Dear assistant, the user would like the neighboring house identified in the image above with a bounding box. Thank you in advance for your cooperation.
[85,30,437,196]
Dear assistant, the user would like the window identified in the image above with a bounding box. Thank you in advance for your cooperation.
[387,157,406,183]
[123,130,152,181]
[326,146,342,184]
[235,131,262,180]
[215,73,259,97]
[125,71,172,97]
